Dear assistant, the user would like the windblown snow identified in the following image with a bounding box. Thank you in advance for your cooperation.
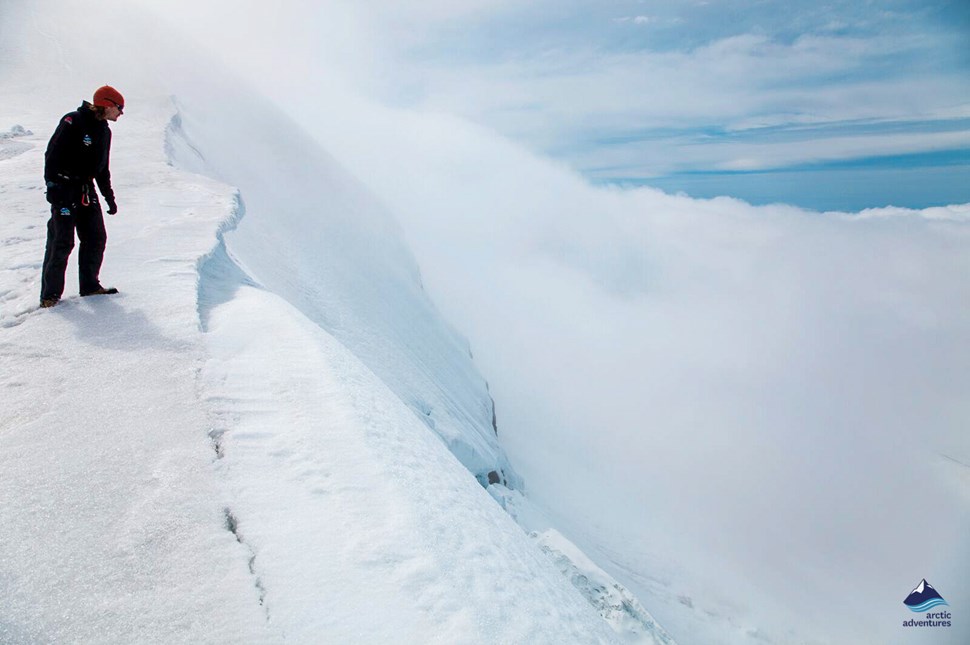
[0,1,666,643]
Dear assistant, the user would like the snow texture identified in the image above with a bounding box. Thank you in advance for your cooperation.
[535,529,675,645]
[0,97,273,643]
[489,484,676,645]
[165,90,518,489]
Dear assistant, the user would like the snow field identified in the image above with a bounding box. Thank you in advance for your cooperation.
[0,101,272,643]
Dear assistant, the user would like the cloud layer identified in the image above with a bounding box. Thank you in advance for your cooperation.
[301,97,970,642]
[121,1,970,641]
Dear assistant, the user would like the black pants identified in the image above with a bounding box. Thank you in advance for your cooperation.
[41,201,107,301]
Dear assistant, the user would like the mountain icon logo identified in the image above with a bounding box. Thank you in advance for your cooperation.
[903,579,948,612]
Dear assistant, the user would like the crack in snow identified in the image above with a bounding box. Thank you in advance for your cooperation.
[223,508,270,619]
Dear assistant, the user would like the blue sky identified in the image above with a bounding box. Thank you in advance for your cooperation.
[147,0,969,211]
[376,0,970,210]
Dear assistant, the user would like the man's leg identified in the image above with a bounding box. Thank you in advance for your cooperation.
[40,206,76,302]
[76,202,107,295]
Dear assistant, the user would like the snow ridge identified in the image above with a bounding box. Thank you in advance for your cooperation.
[194,189,259,332]
[164,89,519,490]
[536,529,676,645]
[489,484,677,644]
[160,91,631,641]
[0,124,32,161]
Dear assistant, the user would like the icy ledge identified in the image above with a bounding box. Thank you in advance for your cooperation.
[490,485,677,645]
[165,98,519,490]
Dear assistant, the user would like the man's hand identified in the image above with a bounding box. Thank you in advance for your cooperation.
[106,197,118,215]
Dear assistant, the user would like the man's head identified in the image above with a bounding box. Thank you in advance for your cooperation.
[93,85,124,122]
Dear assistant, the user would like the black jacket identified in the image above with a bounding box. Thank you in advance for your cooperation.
[44,101,114,207]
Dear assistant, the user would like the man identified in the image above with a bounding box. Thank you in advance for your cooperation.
[40,85,124,308]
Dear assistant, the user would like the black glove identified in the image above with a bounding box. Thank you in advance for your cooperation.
[106,197,118,215]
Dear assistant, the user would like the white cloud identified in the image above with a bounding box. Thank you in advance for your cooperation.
[393,28,968,178]
[711,129,970,171]
[614,15,656,25]
[569,127,970,177]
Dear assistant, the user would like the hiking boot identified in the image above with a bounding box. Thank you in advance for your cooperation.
[40,297,60,308]
[80,286,119,297]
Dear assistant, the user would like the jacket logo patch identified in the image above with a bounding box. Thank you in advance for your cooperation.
[82,134,93,146]
[64,116,73,124]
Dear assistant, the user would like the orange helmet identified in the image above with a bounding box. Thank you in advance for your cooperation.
[93,85,124,109]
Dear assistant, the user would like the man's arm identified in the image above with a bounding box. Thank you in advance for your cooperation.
[95,129,115,213]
